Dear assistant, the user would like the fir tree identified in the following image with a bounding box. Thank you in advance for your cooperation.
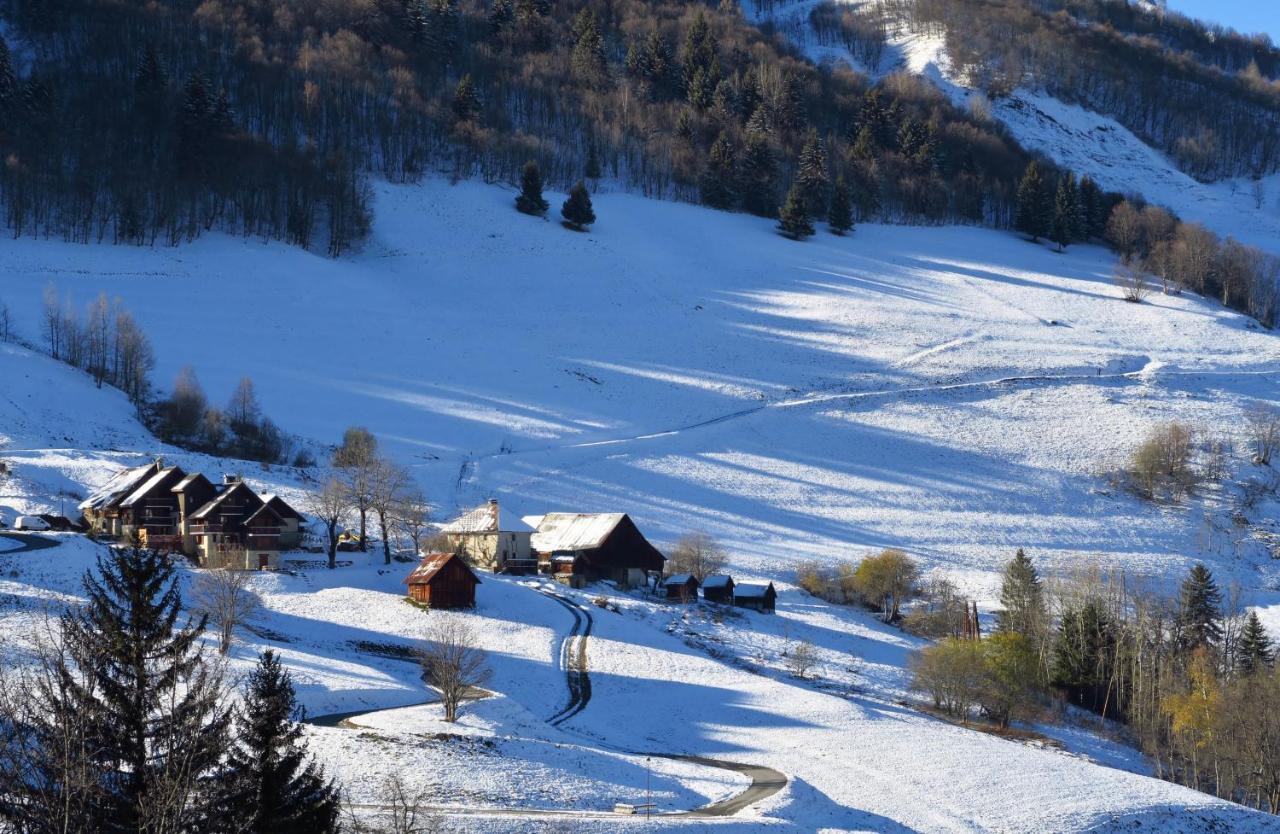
[177,71,213,179]
[777,181,813,240]
[451,73,481,123]
[570,9,608,88]
[1051,172,1079,252]
[1176,563,1224,653]
[850,123,877,161]
[828,176,853,235]
[515,159,549,216]
[738,130,777,217]
[487,0,514,35]
[1078,175,1106,240]
[134,43,167,100]
[224,651,341,833]
[65,546,230,831]
[699,130,737,210]
[795,130,829,218]
[1237,610,1273,675]
[585,141,602,181]
[995,548,1046,638]
[0,37,14,129]
[1052,598,1115,712]
[560,180,595,230]
[1015,161,1051,242]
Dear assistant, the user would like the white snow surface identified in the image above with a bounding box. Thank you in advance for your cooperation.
[2,177,1280,830]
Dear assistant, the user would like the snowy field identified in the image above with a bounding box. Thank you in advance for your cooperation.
[2,176,1280,829]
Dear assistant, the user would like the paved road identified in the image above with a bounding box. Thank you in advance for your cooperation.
[538,585,789,818]
[0,531,61,554]
[306,582,788,820]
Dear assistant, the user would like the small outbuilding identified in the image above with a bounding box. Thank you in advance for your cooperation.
[661,573,700,602]
[405,552,481,609]
[701,574,735,604]
[734,582,777,613]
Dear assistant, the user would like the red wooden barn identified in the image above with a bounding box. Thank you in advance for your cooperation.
[405,552,481,609]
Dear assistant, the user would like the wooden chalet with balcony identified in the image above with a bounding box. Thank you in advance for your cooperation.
[187,476,296,570]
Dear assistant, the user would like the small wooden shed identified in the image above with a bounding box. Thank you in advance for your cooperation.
[661,573,700,602]
[701,574,735,604]
[734,582,777,613]
[405,552,481,609]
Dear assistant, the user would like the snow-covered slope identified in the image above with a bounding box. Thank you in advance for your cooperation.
[749,0,1280,252]
[3,178,1280,830]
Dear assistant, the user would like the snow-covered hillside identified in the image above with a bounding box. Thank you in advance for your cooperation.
[749,0,1280,252]
[3,178,1280,830]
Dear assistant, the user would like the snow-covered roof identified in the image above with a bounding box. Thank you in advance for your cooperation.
[663,573,697,586]
[527,513,626,553]
[78,462,159,511]
[734,582,775,599]
[260,494,305,521]
[119,466,183,508]
[404,552,480,585]
[189,481,254,520]
[442,500,533,535]
[170,472,209,493]
[702,575,733,589]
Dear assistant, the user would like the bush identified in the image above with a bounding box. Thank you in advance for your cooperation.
[910,635,1039,727]
[903,577,969,639]
[1129,422,1196,500]
[851,548,919,621]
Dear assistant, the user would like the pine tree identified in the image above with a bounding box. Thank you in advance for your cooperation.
[1176,563,1224,653]
[995,548,1046,637]
[828,176,853,235]
[1051,172,1079,252]
[1052,598,1115,712]
[1015,161,1051,242]
[1237,610,1273,675]
[0,38,14,128]
[1078,175,1106,240]
[64,546,230,831]
[515,159,549,215]
[738,130,777,217]
[224,651,341,833]
[570,9,608,88]
[134,43,167,99]
[487,0,514,35]
[585,141,602,181]
[177,71,213,179]
[451,73,481,123]
[560,180,595,230]
[777,181,813,240]
[699,130,737,210]
[796,130,829,218]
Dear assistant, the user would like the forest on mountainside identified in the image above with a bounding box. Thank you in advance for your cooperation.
[0,0,1037,253]
[904,0,1280,180]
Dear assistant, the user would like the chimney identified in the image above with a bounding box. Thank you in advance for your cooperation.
[154,456,164,469]
[223,474,239,486]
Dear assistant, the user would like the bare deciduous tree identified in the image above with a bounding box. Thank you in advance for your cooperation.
[393,489,432,557]
[418,621,490,723]
[1116,260,1151,303]
[190,568,261,655]
[307,475,352,570]
[785,639,818,680]
[1246,403,1280,466]
[666,531,728,582]
[370,460,411,565]
[343,774,451,833]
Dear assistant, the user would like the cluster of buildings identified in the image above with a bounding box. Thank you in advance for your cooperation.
[78,458,304,570]
[405,499,777,613]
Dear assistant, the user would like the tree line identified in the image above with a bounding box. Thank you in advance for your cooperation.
[0,0,1045,255]
[907,0,1280,180]
[1011,160,1280,326]
[910,551,1280,815]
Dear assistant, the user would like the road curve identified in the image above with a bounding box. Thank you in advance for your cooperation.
[0,532,61,554]
[304,581,787,819]
[536,584,788,817]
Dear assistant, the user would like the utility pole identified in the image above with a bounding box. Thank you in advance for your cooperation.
[646,756,651,820]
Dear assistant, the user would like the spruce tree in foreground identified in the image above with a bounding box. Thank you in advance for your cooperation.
[560,180,595,230]
[1176,563,1223,653]
[224,651,341,834]
[1015,161,1050,242]
[1237,610,1274,675]
[62,547,229,831]
[828,176,853,236]
[777,182,813,240]
[515,159,549,216]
